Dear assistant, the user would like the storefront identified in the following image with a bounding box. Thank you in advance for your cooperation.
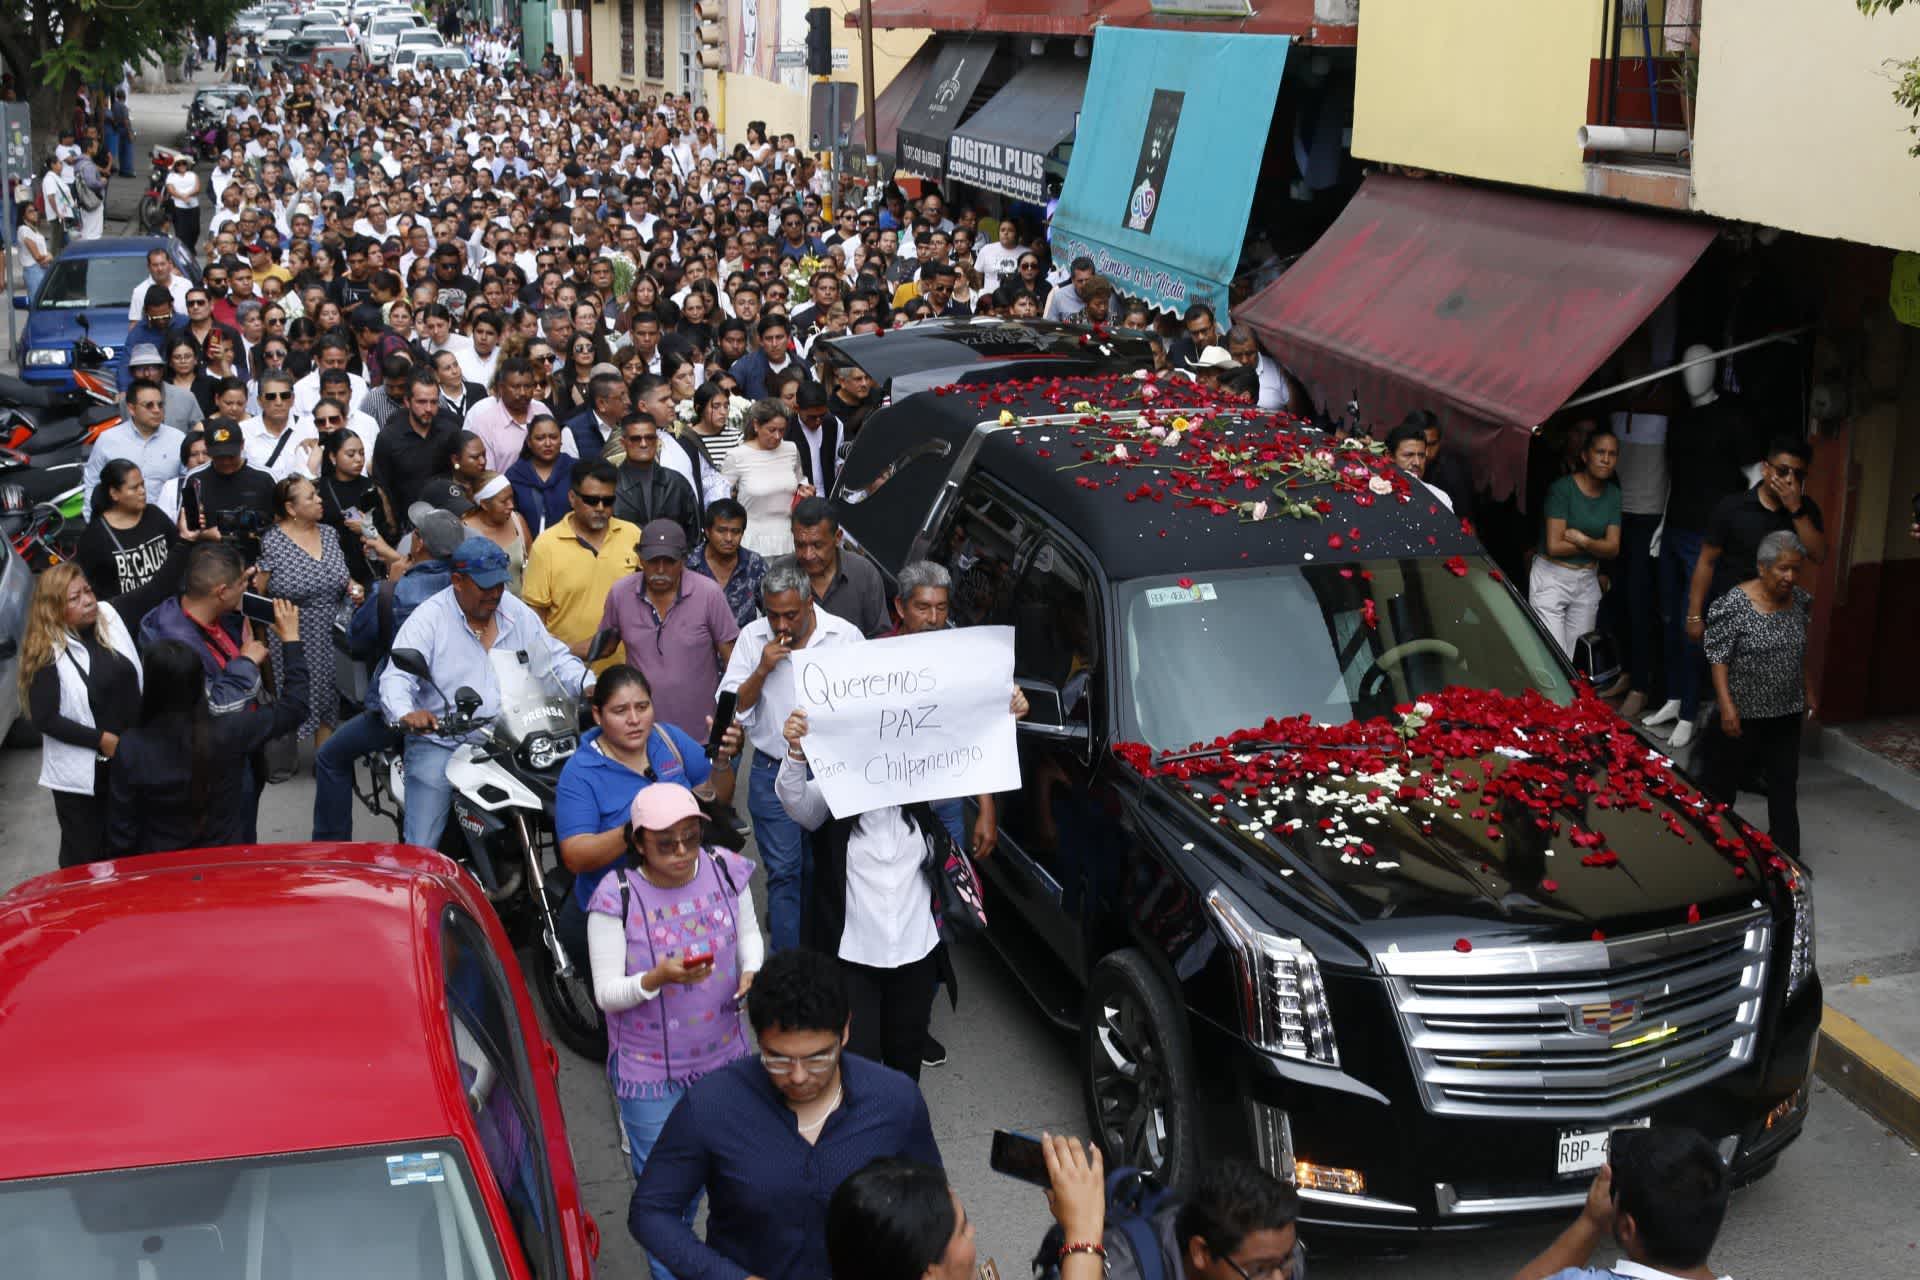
[1047,26,1291,320]
[945,61,1087,204]
[894,36,1002,185]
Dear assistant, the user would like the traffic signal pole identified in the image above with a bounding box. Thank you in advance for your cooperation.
[860,0,878,193]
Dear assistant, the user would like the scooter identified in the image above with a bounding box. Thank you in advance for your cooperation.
[363,632,616,1062]
[0,315,122,455]
[137,145,190,236]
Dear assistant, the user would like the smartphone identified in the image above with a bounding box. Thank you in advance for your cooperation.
[989,1129,1050,1188]
[706,691,738,759]
[684,940,715,968]
[240,591,277,625]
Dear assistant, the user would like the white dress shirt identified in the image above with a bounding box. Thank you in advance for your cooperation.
[241,413,319,482]
[718,607,864,759]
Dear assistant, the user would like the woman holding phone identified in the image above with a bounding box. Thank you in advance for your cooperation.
[587,782,761,1280]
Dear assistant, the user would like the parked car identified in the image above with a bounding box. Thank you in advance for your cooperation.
[277,26,353,68]
[827,366,1820,1233]
[0,843,603,1277]
[410,48,474,75]
[14,236,197,390]
[362,13,418,61]
[0,536,32,747]
[389,28,446,65]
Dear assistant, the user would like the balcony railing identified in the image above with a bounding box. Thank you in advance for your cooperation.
[1586,0,1700,165]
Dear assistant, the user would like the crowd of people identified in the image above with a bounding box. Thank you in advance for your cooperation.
[6,23,1773,1280]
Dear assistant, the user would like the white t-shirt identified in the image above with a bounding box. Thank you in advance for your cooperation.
[165,170,199,209]
[975,241,1023,296]
[17,223,50,269]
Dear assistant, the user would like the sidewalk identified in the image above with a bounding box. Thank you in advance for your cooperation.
[1792,743,1920,1146]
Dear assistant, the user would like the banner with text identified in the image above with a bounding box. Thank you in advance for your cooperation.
[792,627,1019,819]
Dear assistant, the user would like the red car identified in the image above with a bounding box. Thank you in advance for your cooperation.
[0,843,601,1277]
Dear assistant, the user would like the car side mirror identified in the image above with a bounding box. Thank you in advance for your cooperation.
[10,294,25,310]
[1015,678,1089,744]
[388,647,432,681]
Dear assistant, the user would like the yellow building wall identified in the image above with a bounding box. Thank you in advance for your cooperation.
[704,1,927,157]
[1352,0,1602,194]
[588,0,684,93]
[1692,0,1920,253]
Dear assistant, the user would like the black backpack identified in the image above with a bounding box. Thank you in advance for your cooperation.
[1031,1167,1174,1280]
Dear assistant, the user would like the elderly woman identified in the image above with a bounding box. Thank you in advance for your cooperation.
[1701,530,1813,857]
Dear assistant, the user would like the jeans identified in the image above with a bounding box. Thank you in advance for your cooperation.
[312,708,398,841]
[22,262,46,302]
[617,1084,699,1280]
[1658,527,1708,718]
[403,736,457,850]
[1529,556,1602,660]
[1700,711,1803,857]
[105,125,133,175]
[749,752,810,952]
[932,796,964,846]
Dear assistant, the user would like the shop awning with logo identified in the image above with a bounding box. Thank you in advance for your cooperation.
[1047,27,1289,321]
[1238,173,1718,501]
[896,37,1000,183]
[946,61,1087,204]
[844,41,941,172]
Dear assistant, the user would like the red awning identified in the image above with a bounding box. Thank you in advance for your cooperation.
[854,0,1341,40]
[1239,174,1717,501]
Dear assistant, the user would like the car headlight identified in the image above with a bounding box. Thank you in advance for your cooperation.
[520,732,577,772]
[24,348,70,367]
[1785,862,1815,1001]
[1206,885,1340,1067]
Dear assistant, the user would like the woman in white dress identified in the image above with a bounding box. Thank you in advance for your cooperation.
[719,398,813,559]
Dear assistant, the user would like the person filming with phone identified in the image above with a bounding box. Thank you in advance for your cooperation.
[586,782,762,1280]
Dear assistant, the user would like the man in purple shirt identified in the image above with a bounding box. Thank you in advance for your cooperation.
[599,519,739,740]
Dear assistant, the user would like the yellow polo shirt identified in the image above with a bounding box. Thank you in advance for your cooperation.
[522,514,641,669]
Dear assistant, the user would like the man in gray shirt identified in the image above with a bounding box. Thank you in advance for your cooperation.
[789,496,889,637]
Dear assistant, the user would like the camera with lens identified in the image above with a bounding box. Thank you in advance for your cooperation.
[215,507,272,536]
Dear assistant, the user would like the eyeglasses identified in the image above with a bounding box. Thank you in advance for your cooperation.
[262,391,293,401]
[645,828,703,853]
[625,434,659,446]
[575,491,616,507]
[315,414,344,425]
[1216,1250,1298,1280]
[266,315,286,326]
[1019,261,1039,270]
[188,297,211,307]
[759,1046,840,1076]
[1771,463,1809,481]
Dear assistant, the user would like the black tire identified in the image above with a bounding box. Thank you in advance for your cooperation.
[531,935,609,1063]
[1081,949,1200,1190]
[137,194,170,235]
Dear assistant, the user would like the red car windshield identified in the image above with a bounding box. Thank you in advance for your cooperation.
[0,1143,507,1277]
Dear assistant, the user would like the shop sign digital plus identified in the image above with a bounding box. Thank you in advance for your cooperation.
[947,135,1047,203]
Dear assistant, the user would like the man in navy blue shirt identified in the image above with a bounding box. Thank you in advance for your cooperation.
[630,948,942,1280]
[728,315,804,400]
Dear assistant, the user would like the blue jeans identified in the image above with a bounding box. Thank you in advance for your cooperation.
[403,736,457,850]
[1659,527,1708,719]
[749,752,810,952]
[312,709,398,841]
[1610,512,1662,692]
[617,1083,700,1280]
[105,125,133,175]
[932,797,964,846]
[22,262,46,302]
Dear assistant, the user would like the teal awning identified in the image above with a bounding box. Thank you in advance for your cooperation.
[1049,27,1289,320]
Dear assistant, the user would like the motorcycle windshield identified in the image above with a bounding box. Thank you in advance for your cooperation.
[487,647,576,747]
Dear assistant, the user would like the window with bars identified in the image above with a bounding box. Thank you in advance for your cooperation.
[620,0,635,77]
[645,0,665,81]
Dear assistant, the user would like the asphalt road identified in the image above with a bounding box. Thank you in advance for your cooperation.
[0,743,1915,1280]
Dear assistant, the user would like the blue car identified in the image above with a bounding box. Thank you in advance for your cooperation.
[13,236,197,390]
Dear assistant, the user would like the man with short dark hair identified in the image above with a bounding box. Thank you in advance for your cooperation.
[729,315,799,400]
[1686,436,1826,647]
[85,377,186,508]
[612,413,699,541]
[1044,255,1096,322]
[374,371,461,515]
[630,947,941,1280]
[1512,1126,1731,1280]
[1089,1158,1301,1280]
[524,460,644,661]
[1167,301,1219,368]
[688,498,767,629]
[790,497,888,638]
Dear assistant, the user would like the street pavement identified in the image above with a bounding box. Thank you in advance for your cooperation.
[0,742,1916,1279]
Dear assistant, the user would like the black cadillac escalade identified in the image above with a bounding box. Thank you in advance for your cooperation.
[822,343,1818,1235]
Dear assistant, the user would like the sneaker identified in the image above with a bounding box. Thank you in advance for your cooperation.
[922,1033,947,1068]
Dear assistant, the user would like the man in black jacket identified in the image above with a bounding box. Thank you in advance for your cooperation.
[613,413,698,542]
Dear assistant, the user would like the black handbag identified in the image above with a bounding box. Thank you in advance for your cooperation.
[912,803,988,936]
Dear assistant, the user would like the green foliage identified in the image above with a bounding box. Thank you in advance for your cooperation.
[1863,0,1920,156]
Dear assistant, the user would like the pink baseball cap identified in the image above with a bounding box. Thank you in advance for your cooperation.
[630,783,702,832]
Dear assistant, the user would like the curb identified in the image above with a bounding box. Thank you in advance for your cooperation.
[1814,725,1920,813]
[1816,1005,1920,1148]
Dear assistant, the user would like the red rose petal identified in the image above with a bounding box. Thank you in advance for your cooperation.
[1540,879,1559,892]
[1687,904,1702,924]
[1454,938,1473,953]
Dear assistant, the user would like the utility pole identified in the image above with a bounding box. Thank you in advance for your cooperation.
[860,0,878,196]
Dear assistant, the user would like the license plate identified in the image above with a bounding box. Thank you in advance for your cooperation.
[1556,1118,1650,1177]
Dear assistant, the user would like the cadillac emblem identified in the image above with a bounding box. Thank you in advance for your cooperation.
[1575,996,1641,1037]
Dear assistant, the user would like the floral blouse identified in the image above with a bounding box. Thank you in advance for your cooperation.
[1705,586,1810,720]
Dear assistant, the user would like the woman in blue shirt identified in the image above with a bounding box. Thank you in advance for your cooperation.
[556,664,741,918]
[506,414,575,537]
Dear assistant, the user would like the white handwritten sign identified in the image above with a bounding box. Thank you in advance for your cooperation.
[791,627,1020,819]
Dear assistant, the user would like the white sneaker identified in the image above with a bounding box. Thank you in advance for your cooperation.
[1670,719,1697,750]
[1642,699,1682,728]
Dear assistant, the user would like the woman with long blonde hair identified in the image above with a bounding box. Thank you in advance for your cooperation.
[17,563,143,867]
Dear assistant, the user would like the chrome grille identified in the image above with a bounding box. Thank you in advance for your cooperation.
[1380,911,1771,1119]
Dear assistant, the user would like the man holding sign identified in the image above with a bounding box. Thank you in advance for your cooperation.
[719,559,866,953]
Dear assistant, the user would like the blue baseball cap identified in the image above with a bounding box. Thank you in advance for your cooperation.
[450,536,511,589]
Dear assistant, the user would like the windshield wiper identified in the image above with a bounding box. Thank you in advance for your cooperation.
[1153,739,1379,766]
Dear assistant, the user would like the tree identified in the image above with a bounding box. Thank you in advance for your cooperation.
[1861,0,1920,155]
[0,0,248,157]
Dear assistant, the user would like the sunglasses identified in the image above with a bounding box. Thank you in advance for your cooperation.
[315,414,344,425]
[575,491,616,507]
[1771,463,1809,480]
[625,434,659,446]
[262,391,293,401]
[188,297,211,306]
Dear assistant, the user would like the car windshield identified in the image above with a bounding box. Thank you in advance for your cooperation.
[1118,557,1573,751]
[35,255,154,311]
[306,26,348,40]
[373,18,411,32]
[0,1144,507,1278]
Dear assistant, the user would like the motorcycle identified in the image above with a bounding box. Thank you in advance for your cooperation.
[0,314,122,456]
[0,488,80,570]
[138,145,190,236]
[363,632,617,1061]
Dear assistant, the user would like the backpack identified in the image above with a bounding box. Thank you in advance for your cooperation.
[1031,1167,1174,1280]
[73,172,101,211]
